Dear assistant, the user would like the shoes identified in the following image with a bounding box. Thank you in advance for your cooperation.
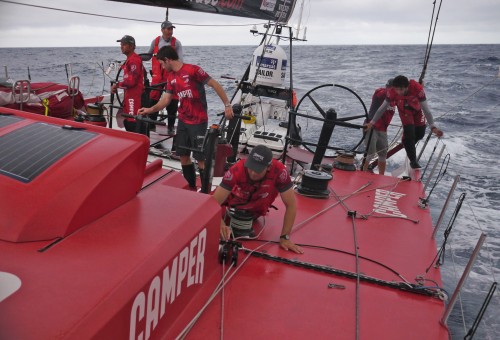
[167,126,175,135]
[410,160,422,169]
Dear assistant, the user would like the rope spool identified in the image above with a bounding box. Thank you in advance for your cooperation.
[227,208,255,237]
[334,150,356,171]
[87,103,104,115]
[296,170,333,198]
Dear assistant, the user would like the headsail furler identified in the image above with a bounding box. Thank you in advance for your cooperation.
[109,0,297,24]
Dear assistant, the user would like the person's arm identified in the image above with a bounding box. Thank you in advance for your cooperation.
[278,188,303,254]
[368,95,384,120]
[212,186,232,240]
[207,78,234,120]
[137,92,172,115]
[420,100,443,137]
[367,100,390,128]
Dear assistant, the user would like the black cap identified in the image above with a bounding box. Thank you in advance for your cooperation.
[245,145,273,173]
[116,35,135,45]
[161,21,176,29]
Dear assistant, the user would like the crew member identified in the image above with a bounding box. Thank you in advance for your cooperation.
[138,46,234,189]
[111,35,146,135]
[363,78,396,175]
[366,75,443,169]
[213,145,303,254]
[143,20,183,134]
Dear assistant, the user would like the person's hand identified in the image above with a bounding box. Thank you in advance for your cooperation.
[279,239,304,254]
[137,107,150,116]
[220,223,231,241]
[224,105,234,120]
[111,83,118,94]
[431,126,443,138]
[364,122,372,132]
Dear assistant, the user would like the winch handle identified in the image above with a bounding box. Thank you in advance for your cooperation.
[121,113,166,126]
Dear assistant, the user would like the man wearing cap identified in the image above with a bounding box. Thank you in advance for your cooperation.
[111,35,146,134]
[138,46,234,190]
[143,20,183,134]
[362,79,396,175]
[212,145,303,254]
[365,75,443,169]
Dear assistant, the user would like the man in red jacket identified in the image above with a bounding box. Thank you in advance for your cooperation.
[143,20,183,134]
[213,145,303,254]
[138,46,234,189]
[366,75,443,169]
[111,35,146,135]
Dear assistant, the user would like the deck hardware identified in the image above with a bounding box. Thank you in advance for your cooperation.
[464,282,497,339]
[328,283,345,289]
[442,233,487,325]
[427,193,466,270]
[432,175,460,239]
[347,210,357,217]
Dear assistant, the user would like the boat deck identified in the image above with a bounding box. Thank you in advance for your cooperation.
[184,169,450,339]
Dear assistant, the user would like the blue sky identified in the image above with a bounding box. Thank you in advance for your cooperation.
[0,0,499,47]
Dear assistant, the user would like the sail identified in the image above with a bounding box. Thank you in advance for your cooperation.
[109,0,297,23]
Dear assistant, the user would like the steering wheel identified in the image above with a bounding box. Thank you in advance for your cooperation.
[114,63,125,109]
[294,83,369,155]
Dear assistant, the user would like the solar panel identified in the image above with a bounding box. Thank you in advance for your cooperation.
[0,122,96,182]
[0,114,23,128]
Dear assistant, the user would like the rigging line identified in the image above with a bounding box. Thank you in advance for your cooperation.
[220,253,226,340]
[461,186,498,283]
[176,241,272,339]
[254,239,412,283]
[244,248,443,298]
[176,261,236,339]
[420,136,441,180]
[425,193,466,272]
[449,241,468,334]
[422,0,437,67]
[419,0,444,84]
[252,240,411,284]
[0,0,262,27]
[422,153,451,203]
[291,182,372,233]
[435,75,499,121]
[350,213,361,340]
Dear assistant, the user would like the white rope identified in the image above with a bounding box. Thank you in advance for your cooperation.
[176,241,272,339]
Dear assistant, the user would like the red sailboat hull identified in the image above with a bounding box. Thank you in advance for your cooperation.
[0,109,449,339]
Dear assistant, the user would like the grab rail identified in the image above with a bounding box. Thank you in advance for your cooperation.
[13,80,31,111]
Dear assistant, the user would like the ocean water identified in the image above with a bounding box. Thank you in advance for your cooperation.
[1,44,499,339]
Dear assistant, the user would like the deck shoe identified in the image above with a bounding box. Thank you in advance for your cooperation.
[167,126,175,135]
[410,160,422,169]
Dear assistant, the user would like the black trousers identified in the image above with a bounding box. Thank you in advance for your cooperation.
[402,124,426,162]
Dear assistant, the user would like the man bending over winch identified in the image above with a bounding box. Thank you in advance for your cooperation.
[212,145,303,254]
